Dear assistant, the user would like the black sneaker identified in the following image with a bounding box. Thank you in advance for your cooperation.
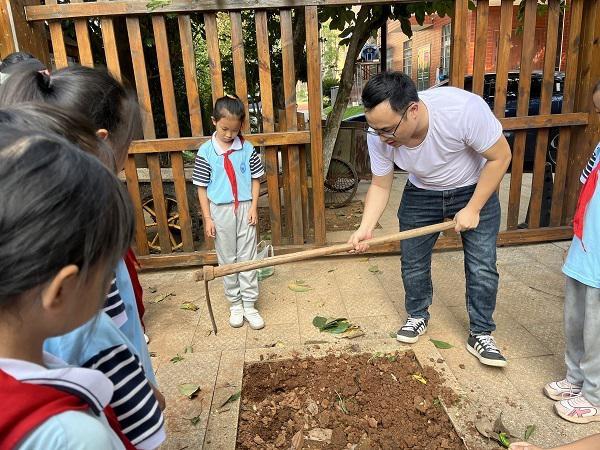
[467,334,507,367]
[396,317,428,344]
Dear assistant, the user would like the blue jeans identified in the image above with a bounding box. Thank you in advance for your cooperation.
[398,180,501,334]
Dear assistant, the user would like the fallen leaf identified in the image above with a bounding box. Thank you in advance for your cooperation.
[291,430,304,450]
[170,354,184,363]
[368,265,381,274]
[253,435,265,445]
[412,373,428,384]
[498,432,511,448]
[524,424,536,440]
[312,316,328,329]
[274,432,286,447]
[275,341,285,348]
[180,302,199,311]
[288,281,312,292]
[189,415,201,426]
[327,268,336,273]
[367,417,378,428]
[306,401,319,416]
[389,331,397,338]
[220,391,241,408]
[148,286,157,293]
[178,383,200,399]
[184,346,193,353]
[430,339,453,349]
[152,292,175,303]
[334,326,365,339]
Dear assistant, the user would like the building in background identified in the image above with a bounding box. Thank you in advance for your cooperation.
[387,1,570,89]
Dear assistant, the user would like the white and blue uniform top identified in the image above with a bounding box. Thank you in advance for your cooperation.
[192,134,265,204]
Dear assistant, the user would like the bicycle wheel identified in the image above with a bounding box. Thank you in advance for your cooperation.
[324,157,359,208]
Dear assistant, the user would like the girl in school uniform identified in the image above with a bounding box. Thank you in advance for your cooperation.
[193,95,266,330]
[0,126,135,449]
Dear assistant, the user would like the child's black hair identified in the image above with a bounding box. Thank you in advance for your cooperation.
[213,94,246,123]
[0,103,115,171]
[0,52,45,75]
[362,71,419,113]
[0,125,134,308]
[0,65,140,167]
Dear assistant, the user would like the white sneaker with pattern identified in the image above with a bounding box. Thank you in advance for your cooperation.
[544,379,582,401]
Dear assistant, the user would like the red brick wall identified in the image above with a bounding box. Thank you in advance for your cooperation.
[386,3,570,87]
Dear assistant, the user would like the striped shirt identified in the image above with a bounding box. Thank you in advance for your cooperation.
[83,345,165,449]
[103,274,127,328]
[581,144,600,183]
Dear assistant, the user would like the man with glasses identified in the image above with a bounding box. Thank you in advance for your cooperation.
[348,71,512,367]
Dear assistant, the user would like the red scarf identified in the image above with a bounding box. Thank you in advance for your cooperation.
[0,369,135,450]
[573,163,600,250]
[223,149,239,213]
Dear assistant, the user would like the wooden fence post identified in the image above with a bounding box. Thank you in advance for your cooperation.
[0,0,49,66]
[564,0,600,222]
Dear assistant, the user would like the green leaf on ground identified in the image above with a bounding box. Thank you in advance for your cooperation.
[498,432,511,448]
[220,391,241,408]
[327,322,351,334]
[288,280,312,292]
[312,316,328,329]
[430,339,453,349]
[389,331,397,338]
[524,425,536,440]
[170,354,184,363]
[180,302,199,311]
[184,346,194,354]
[412,373,428,384]
[178,383,200,399]
[368,265,381,274]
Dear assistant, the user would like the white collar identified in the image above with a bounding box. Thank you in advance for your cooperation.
[0,352,113,415]
[211,133,243,156]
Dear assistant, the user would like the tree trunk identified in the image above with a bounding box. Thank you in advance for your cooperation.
[322,5,389,177]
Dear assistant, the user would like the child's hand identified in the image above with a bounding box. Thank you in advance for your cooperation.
[509,443,543,450]
[204,217,216,238]
[248,207,258,226]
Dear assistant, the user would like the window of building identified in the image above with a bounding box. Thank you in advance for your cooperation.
[403,40,412,77]
[440,23,451,80]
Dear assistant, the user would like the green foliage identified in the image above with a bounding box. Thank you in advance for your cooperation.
[146,0,171,12]
[322,75,339,97]
[515,0,567,34]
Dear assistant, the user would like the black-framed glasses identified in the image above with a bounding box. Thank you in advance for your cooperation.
[366,102,415,137]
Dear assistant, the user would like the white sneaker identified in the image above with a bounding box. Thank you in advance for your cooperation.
[243,305,265,330]
[229,303,244,328]
[555,394,600,423]
[544,379,582,401]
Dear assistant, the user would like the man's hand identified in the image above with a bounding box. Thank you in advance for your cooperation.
[454,206,480,232]
[204,217,216,238]
[348,226,374,253]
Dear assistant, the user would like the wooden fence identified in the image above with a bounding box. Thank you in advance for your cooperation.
[1,0,600,269]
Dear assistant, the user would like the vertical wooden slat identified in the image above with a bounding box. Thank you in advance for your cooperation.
[70,0,93,67]
[450,0,468,88]
[297,112,310,240]
[305,5,326,244]
[126,17,172,254]
[204,12,224,104]
[494,0,514,117]
[178,15,203,136]
[152,15,194,252]
[564,0,600,223]
[550,0,584,226]
[256,10,282,245]
[528,0,560,228]
[230,11,250,133]
[280,9,304,245]
[44,0,68,69]
[101,18,121,80]
[472,0,489,96]
[277,110,293,239]
[506,0,537,230]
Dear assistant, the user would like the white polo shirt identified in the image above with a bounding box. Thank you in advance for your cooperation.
[368,86,503,191]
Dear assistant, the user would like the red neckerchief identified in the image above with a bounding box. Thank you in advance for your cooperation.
[221,135,244,214]
[573,162,600,251]
[0,369,135,450]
